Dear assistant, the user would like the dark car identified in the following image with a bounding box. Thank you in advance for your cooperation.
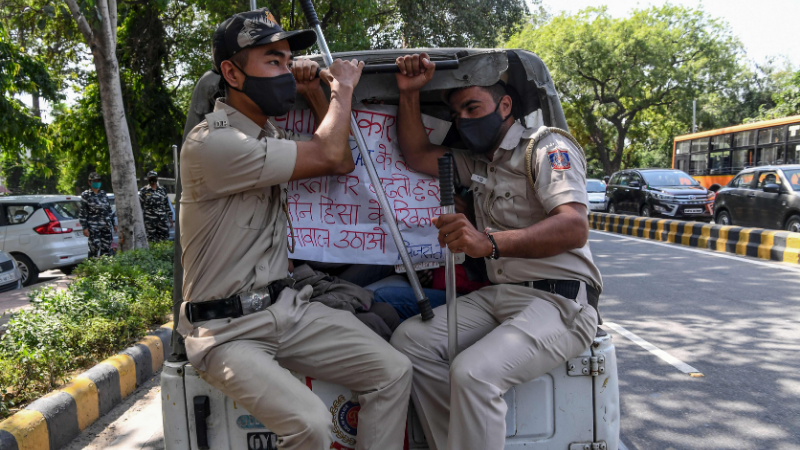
[606,169,714,222]
[713,165,800,232]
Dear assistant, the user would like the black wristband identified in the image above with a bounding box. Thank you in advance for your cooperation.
[485,231,500,260]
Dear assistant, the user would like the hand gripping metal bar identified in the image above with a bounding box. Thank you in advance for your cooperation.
[299,0,434,321]
[438,154,458,361]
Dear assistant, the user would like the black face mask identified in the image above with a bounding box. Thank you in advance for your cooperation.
[230,62,296,117]
[456,102,511,155]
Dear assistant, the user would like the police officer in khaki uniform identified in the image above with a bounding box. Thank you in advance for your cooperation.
[177,9,412,450]
[389,53,603,450]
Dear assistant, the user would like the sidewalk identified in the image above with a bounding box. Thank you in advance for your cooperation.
[0,271,73,332]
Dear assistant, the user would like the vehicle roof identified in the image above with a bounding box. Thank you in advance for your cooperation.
[184,47,569,136]
[674,115,800,142]
[737,164,800,173]
[0,195,81,203]
[615,168,686,174]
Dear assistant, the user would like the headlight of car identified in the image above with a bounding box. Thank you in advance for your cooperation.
[653,192,675,201]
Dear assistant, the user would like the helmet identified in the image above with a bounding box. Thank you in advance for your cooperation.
[88,172,100,181]
[146,171,158,178]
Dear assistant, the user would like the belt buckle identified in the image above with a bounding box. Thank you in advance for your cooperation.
[548,281,557,294]
[239,287,272,316]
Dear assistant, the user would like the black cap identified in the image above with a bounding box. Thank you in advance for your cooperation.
[212,8,318,73]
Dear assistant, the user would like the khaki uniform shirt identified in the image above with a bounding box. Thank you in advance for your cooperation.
[178,99,310,336]
[452,123,603,291]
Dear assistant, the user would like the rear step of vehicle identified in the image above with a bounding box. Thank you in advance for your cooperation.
[161,333,619,450]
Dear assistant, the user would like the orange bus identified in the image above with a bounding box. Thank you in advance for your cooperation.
[673,115,800,189]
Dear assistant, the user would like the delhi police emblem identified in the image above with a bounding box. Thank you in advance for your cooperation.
[331,392,360,449]
[548,148,571,171]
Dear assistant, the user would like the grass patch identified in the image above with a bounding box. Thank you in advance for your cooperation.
[0,242,174,419]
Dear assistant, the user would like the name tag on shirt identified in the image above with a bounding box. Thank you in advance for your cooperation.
[471,174,487,185]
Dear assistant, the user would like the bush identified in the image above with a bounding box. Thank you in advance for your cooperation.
[0,242,174,419]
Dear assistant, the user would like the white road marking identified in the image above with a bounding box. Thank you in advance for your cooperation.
[590,230,800,274]
[603,322,702,375]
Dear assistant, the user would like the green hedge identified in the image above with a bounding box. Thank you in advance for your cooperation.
[0,242,174,419]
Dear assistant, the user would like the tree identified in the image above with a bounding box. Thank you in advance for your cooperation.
[0,22,60,158]
[63,0,147,251]
[507,5,742,175]
[0,21,63,192]
[194,0,530,51]
[752,69,800,120]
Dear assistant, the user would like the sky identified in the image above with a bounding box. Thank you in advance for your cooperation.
[540,0,800,68]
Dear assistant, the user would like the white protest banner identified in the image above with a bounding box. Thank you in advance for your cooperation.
[275,104,452,265]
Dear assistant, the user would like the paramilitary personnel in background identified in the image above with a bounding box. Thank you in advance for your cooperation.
[139,170,172,242]
[390,53,603,450]
[79,172,116,258]
[176,9,412,450]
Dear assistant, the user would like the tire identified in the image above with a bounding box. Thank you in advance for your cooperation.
[608,203,617,215]
[716,210,733,226]
[60,265,78,276]
[640,204,651,217]
[13,254,39,287]
[786,215,800,233]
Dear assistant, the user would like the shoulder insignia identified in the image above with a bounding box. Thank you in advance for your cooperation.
[547,148,571,171]
[205,110,229,131]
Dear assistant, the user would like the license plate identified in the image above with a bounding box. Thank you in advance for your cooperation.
[684,208,702,214]
[247,432,277,450]
[74,230,84,237]
[590,203,605,210]
[0,272,15,284]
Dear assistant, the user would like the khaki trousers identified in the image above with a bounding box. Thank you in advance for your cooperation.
[390,283,598,450]
[184,286,412,450]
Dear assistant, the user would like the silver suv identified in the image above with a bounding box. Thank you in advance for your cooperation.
[0,195,88,286]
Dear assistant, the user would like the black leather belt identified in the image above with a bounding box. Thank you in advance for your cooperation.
[513,279,600,315]
[186,278,295,324]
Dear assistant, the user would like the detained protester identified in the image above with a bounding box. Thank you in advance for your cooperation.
[390,52,603,450]
[177,9,411,450]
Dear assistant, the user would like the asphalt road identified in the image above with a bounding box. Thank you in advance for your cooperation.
[63,231,800,450]
[592,231,800,450]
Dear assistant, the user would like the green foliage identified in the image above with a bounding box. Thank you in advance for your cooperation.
[507,5,742,175]
[1,151,61,195]
[752,70,800,120]
[396,0,528,48]
[0,243,174,419]
[0,22,61,159]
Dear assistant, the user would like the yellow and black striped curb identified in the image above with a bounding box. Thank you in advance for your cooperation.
[589,213,800,264]
[0,322,173,450]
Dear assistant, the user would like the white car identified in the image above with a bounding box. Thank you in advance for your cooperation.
[0,196,88,286]
[586,178,608,212]
[0,249,22,293]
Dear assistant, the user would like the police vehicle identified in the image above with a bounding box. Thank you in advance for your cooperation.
[162,48,621,450]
